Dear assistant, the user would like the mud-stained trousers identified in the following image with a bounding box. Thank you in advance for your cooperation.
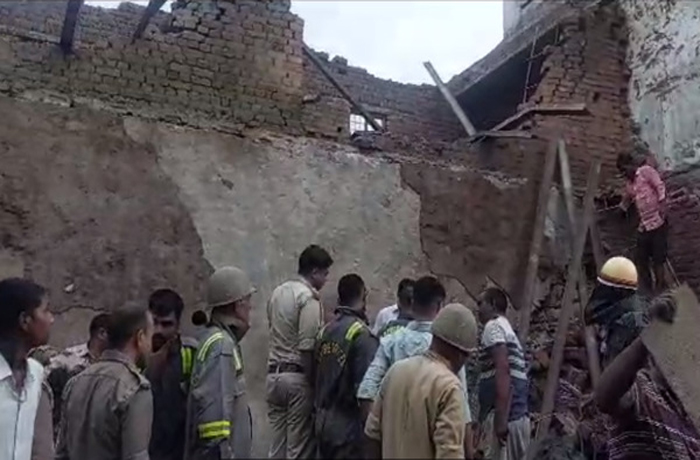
[266,372,316,459]
[315,408,363,459]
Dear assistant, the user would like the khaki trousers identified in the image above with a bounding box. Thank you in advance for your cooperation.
[479,411,531,460]
[266,372,316,459]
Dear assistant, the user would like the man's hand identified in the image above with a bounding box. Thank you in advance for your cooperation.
[649,292,677,323]
[659,200,668,220]
[494,415,508,445]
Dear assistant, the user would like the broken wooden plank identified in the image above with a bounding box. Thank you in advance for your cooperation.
[423,61,477,137]
[469,130,534,141]
[643,284,700,432]
[558,139,601,387]
[491,103,588,132]
[60,0,84,54]
[530,160,601,457]
[589,218,605,271]
[132,0,167,41]
[303,44,383,132]
[517,140,558,343]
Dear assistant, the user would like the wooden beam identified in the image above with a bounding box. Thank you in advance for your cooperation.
[303,44,383,132]
[423,61,477,137]
[558,139,601,387]
[530,160,601,457]
[589,218,605,271]
[491,103,588,132]
[60,0,84,54]
[517,140,558,342]
[132,0,167,41]
[469,130,534,141]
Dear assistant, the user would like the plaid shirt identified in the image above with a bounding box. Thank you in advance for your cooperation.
[608,369,700,460]
[625,165,666,232]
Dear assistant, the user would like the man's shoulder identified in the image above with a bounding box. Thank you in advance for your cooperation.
[271,279,317,302]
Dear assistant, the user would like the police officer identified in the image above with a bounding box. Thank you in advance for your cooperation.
[185,266,255,460]
[314,274,378,459]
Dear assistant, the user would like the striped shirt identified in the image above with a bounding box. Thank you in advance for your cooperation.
[478,316,529,422]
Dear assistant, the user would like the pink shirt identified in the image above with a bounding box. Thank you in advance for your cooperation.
[625,165,666,232]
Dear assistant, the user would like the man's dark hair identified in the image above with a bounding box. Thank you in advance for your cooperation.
[106,305,150,350]
[89,313,111,338]
[338,274,365,306]
[482,287,508,314]
[397,278,415,297]
[0,278,47,335]
[148,288,184,320]
[298,245,333,276]
[412,276,446,314]
[616,152,634,171]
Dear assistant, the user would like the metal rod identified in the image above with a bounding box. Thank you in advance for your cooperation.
[423,61,477,136]
[303,44,383,132]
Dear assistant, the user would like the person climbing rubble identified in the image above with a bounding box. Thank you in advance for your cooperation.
[594,291,700,459]
[617,151,668,294]
[585,256,648,369]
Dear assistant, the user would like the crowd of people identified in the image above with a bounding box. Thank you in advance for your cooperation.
[0,151,697,460]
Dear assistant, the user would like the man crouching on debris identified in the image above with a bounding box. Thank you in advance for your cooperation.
[594,292,700,459]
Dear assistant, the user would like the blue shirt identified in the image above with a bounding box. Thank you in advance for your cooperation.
[357,320,472,423]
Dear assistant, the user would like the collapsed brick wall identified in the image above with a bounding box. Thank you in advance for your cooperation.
[302,51,463,142]
[526,2,634,190]
[0,0,458,144]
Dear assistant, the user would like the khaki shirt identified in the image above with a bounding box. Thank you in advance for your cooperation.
[267,278,322,366]
[56,350,153,460]
[365,351,466,459]
[184,323,252,460]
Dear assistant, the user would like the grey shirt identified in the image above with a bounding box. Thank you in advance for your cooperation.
[56,350,153,460]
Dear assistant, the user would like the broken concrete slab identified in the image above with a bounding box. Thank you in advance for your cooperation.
[642,284,700,432]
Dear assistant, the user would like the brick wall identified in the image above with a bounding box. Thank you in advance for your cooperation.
[302,50,463,142]
[525,2,633,190]
[0,0,458,143]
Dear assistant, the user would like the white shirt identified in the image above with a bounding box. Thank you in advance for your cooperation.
[372,304,399,335]
[0,354,44,460]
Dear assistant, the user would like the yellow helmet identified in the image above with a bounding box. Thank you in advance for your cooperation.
[597,256,638,290]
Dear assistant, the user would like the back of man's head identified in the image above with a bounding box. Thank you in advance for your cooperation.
[0,278,47,337]
[89,312,111,339]
[412,276,446,316]
[298,244,334,276]
[337,273,365,307]
[397,278,415,304]
[106,305,150,350]
[148,288,184,321]
[482,286,508,314]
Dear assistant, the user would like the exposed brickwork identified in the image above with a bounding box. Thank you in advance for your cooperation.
[0,0,457,143]
[302,51,462,142]
[526,2,634,190]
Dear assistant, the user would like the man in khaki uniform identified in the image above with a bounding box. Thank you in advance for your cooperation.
[267,244,334,459]
[57,305,154,460]
[184,266,255,460]
[365,303,479,460]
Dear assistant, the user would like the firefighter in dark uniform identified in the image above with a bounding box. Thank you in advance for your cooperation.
[184,266,255,460]
[314,273,378,459]
[145,289,199,460]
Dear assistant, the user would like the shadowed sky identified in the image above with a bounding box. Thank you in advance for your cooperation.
[87,0,504,84]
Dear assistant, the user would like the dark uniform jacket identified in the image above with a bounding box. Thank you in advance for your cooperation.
[184,322,252,460]
[314,307,378,458]
[56,349,153,460]
[146,336,198,460]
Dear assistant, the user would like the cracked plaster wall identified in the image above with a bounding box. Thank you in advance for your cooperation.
[621,0,700,170]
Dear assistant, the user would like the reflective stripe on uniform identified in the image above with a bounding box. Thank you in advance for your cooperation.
[196,332,224,362]
[181,346,193,379]
[344,321,364,342]
[198,420,231,440]
[232,347,243,372]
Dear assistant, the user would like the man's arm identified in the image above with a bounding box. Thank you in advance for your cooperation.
[594,337,647,415]
[357,339,390,419]
[456,367,475,459]
[364,369,388,460]
[644,165,667,203]
[434,382,467,460]
[299,295,322,387]
[491,344,510,443]
[121,387,153,460]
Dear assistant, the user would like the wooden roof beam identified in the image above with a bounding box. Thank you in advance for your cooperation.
[132,0,167,42]
[60,0,84,54]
